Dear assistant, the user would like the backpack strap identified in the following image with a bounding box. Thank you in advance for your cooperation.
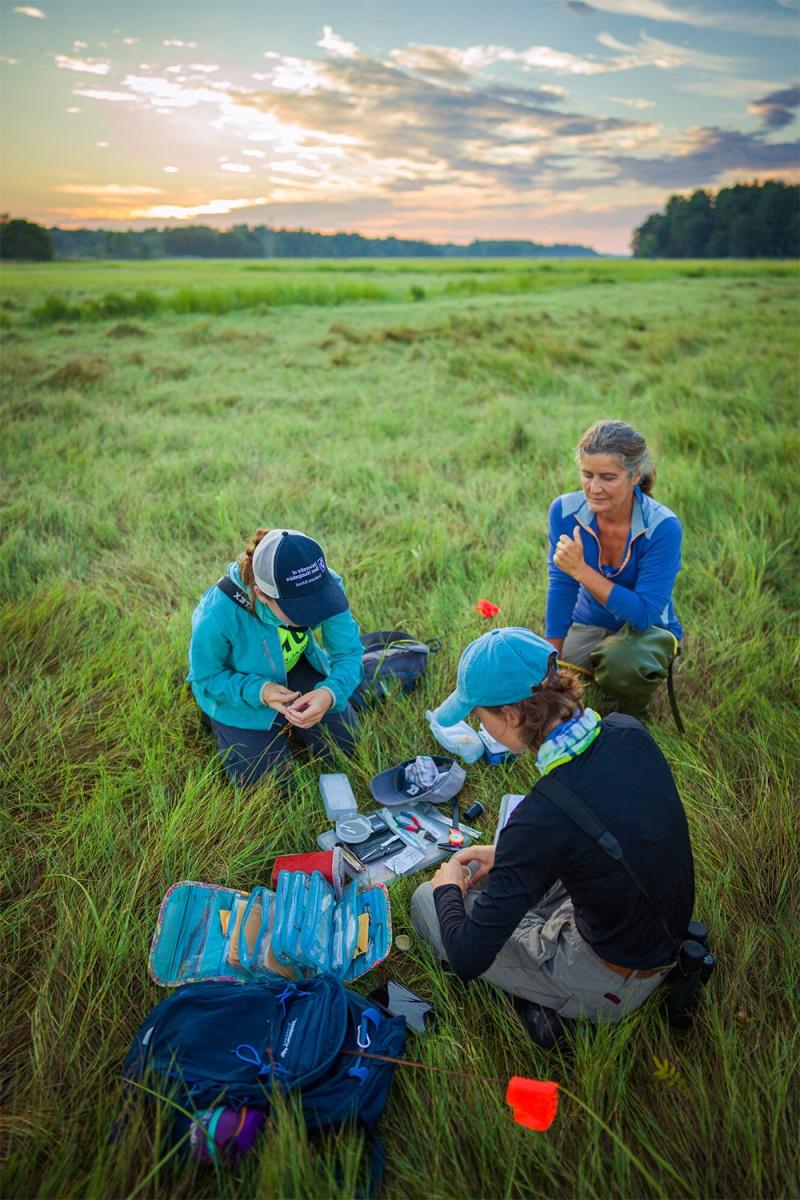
[535,773,679,953]
[666,655,685,735]
[216,576,253,612]
[366,1131,386,1198]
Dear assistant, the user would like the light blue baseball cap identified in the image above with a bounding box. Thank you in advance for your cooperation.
[433,627,558,727]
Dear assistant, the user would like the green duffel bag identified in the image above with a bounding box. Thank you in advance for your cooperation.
[591,623,684,732]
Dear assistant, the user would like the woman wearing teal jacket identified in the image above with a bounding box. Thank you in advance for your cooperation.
[188,527,363,786]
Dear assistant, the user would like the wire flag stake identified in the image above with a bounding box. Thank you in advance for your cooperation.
[343,1049,559,1131]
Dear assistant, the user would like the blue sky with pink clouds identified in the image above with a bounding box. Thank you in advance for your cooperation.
[1,0,798,252]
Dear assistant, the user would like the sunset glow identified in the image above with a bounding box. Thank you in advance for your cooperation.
[1,0,798,253]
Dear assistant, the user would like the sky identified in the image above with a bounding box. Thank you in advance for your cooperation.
[1,0,798,254]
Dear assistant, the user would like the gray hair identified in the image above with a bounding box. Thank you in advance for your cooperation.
[576,420,655,495]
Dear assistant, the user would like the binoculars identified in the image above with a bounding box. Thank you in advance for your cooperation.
[664,919,716,1030]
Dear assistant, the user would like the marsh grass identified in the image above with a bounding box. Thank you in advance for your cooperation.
[1,260,798,1199]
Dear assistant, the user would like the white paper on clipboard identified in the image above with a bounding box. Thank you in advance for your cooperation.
[494,794,526,842]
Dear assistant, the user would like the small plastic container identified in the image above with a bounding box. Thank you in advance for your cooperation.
[478,723,517,765]
[319,773,359,821]
[426,712,485,763]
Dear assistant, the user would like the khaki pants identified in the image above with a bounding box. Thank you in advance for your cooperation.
[561,623,616,671]
[410,879,671,1023]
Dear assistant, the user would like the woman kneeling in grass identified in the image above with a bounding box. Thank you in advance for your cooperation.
[546,419,683,715]
[411,627,695,1041]
[188,528,362,787]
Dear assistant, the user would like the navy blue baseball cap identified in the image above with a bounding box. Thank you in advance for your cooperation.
[432,627,558,727]
[251,529,348,627]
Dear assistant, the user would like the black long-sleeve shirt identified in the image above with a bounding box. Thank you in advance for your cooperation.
[434,714,694,977]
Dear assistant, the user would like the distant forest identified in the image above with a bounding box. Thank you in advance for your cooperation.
[633,181,799,258]
[47,225,598,261]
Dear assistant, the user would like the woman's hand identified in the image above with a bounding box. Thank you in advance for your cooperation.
[260,682,301,714]
[284,688,333,729]
[431,857,471,897]
[553,526,585,579]
[452,844,495,887]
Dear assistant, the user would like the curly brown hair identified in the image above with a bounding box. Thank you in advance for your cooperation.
[483,668,584,751]
[238,528,271,611]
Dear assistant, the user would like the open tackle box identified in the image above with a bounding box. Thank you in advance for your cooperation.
[148,873,391,988]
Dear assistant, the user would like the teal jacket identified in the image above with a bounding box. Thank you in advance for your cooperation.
[187,562,363,730]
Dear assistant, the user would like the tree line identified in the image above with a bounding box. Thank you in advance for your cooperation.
[632,181,799,258]
[0,218,597,261]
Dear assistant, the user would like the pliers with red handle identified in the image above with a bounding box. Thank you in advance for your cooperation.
[397,811,436,842]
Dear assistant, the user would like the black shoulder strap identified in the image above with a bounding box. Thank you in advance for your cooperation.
[535,773,678,952]
[216,576,253,613]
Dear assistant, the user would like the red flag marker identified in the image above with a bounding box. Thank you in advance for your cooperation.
[505,1076,559,1131]
[475,598,500,618]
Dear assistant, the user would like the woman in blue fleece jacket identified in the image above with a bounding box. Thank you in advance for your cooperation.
[545,420,682,713]
[188,527,362,786]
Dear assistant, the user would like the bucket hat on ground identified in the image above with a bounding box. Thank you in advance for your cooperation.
[369,755,466,807]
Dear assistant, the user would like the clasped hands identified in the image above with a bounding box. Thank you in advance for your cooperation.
[553,525,585,579]
[260,682,333,728]
[430,844,495,897]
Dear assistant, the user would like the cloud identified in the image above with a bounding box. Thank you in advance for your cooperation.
[122,37,139,46]
[56,184,163,195]
[389,44,474,83]
[73,41,88,50]
[610,126,800,187]
[389,41,610,89]
[163,39,197,48]
[189,63,220,73]
[1,55,20,65]
[749,84,800,130]
[566,0,597,13]
[132,197,267,220]
[96,140,109,147]
[73,88,133,102]
[580,0,798,37]
[595,31,738,74]
[55,54,111,76]
[163,165,179,172]
[317,25,359,59]
[261,52,333,92]
[48,29,797,242]
[120,74,235,108]
[393,31,737,83]
[65,106,81,113]
[607,95,656,109]
[14,6,46,18]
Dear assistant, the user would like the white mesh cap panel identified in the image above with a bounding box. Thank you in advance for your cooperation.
[251,529,304,597]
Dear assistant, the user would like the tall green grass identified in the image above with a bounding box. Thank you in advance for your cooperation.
[1,257,796,324]
[1,263,798,1199]
[27,280,393,324]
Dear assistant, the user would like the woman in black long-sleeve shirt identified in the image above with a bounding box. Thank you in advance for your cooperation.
[410,626,695,1028]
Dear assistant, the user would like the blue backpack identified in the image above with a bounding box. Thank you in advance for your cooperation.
[356,629,441,706]
[123,974,407,1182]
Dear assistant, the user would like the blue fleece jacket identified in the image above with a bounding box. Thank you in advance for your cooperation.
[187,562,363,730]
[545,487,683,640]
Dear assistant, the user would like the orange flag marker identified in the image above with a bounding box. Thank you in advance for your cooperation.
[505,1076,559,1131]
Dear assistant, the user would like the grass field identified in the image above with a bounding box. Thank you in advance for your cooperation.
[1,258,798,1200]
